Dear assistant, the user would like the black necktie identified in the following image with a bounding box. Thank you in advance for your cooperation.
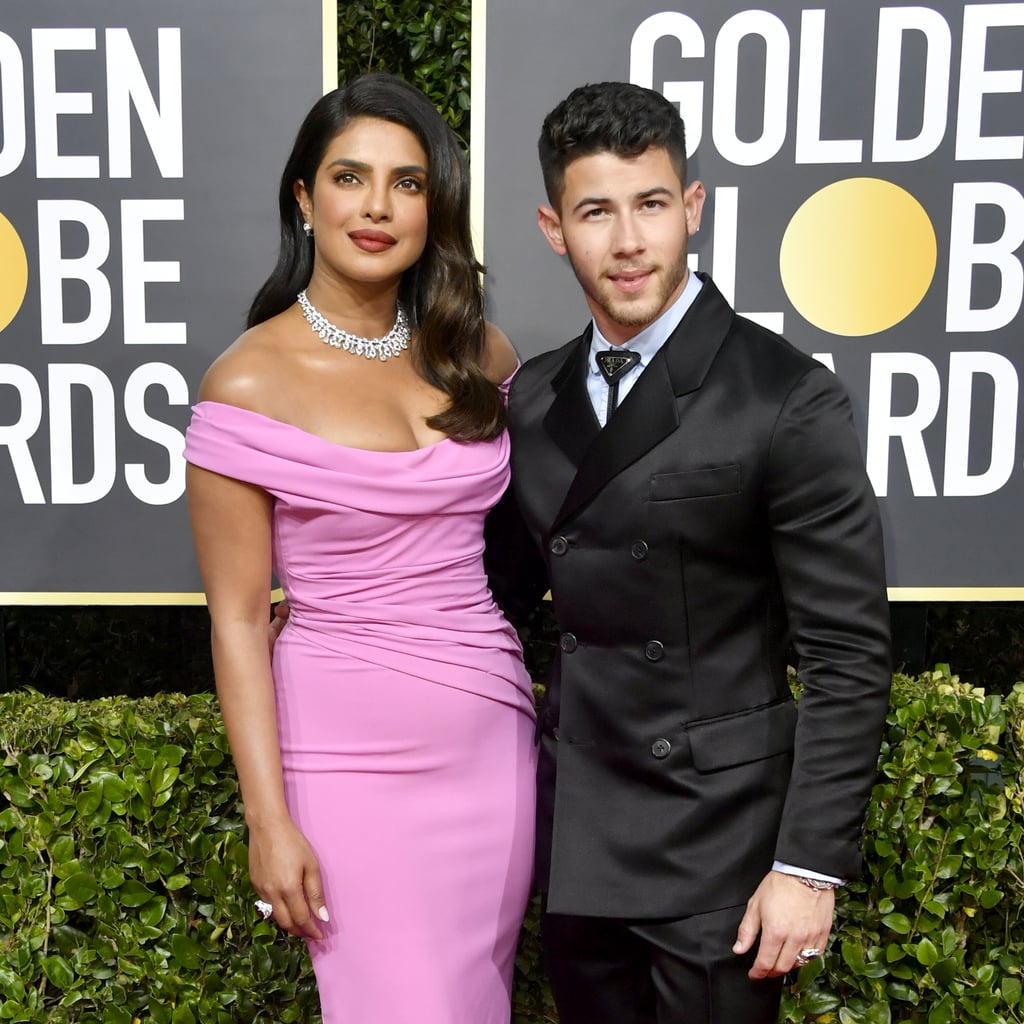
[595,349,640,419]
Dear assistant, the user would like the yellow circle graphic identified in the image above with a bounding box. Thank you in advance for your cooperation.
[780,178,936,337]
[0,211,29,333]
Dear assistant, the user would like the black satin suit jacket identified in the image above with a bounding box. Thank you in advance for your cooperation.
[486,273,892,919]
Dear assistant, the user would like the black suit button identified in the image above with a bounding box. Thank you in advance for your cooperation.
[651,738,672,759]
[644,640,665,661]
[550,536,569,556]
[560,633,578,653]
[631,540,649,561]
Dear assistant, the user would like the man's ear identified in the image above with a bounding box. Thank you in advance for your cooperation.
[537,205,567,256]
[684,180,706,236]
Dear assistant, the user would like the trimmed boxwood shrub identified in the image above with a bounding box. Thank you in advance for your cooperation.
[2,669,1022,1023]
[0,692,315,1023]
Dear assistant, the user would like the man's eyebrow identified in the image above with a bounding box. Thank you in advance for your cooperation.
[571,185,675,214]
[571,195,610,214]
[636,186,674,201]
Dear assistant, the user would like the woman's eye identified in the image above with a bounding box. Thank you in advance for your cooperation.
[397,177,424,191]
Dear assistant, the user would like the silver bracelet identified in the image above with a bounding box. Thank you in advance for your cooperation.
[795,875,840,891]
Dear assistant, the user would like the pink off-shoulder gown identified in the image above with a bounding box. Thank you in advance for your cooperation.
[185,400,536,1024]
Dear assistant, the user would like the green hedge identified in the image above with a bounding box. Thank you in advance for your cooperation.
[2,668,1022,1023]
[780,668,1024,1024]
[336,0,472,143]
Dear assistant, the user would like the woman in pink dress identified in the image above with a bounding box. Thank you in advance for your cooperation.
[184,74,536,1022]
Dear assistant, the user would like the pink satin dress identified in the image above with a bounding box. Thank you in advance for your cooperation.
[185,400,536,1023]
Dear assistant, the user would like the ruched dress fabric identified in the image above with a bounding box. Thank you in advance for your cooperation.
[184,400,536,1024]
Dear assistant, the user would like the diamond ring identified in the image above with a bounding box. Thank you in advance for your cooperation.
[794,947,823,966]
[254,899,273,920]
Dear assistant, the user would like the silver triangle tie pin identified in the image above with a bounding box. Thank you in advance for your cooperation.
[596,349,640,417]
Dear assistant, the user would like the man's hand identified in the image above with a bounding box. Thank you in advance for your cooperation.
[268,599,290,653]
[732,870,835,978]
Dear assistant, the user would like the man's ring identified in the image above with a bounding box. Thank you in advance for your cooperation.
[795,947,823,966]
[254,899,273,920]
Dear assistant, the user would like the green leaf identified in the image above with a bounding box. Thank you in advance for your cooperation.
[927,996,956,1024]
[99,865,126,888]
[40,954,75,990]
[841,939,868,972]
[170,933,204,970]
[915,937,939,966]
[101,773,130,803]
[139,896,168,927]
[50,834,75,863]
[979,888,1003,908]
[881,912,913,935]
[62,871,99,903]
[1002,977,1022,1006]
[932,957,958,988]
[863,1002,893,1024]
[75,784,104,816]
[796,988,838,1013]
[119,880,155,908]
[171,1004,197,1024]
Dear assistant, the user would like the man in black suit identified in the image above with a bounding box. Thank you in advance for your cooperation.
[488,81,892,1024]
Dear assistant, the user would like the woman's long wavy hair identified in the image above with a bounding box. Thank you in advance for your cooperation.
[247,73,503,441]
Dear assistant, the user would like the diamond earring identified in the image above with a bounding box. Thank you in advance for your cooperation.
[302,221,313,237]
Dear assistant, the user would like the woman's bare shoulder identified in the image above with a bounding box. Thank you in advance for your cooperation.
[480,322,519,384]
[198,316,293,409]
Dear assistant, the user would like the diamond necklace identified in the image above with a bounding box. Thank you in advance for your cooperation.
[297,290,410,361]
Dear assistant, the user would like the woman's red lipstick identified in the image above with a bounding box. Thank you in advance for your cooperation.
[349,229,397,252]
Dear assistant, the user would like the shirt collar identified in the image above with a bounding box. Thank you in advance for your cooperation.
[588,270,703,376]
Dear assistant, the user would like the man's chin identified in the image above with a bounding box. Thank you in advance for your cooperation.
[603,299,663,332]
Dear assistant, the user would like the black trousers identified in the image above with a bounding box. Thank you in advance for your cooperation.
[542,902,784,1024]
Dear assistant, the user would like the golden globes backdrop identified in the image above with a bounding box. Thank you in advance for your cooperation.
[0,1,336,602]
[475,0,1024,598]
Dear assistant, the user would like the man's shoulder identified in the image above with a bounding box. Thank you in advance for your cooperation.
[511,334,584,395]
[519,334,581,374]
[721,311,834,394]
[729,312,814,368]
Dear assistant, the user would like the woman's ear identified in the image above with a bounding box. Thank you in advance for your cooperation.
[293,179,312,225]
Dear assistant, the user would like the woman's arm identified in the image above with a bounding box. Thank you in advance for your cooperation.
[186,460,328,939]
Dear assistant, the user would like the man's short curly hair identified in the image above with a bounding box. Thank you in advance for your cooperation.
[538,81,688,209]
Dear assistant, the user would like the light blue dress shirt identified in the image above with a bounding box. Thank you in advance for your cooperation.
[586,271,702,427]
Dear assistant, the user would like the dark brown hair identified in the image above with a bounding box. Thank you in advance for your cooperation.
[539,81,688,211]
[248,73,502,441]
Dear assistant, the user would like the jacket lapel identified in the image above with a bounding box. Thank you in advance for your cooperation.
[541,326,601,467]
[551,273,736,529]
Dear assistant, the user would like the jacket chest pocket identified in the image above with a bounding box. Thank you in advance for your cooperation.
[646,464,748,549]
[649,464,741,502]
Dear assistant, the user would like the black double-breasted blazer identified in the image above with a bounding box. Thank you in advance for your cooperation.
[489,273,891,919]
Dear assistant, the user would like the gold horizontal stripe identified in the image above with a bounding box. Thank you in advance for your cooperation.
[888,587,1024,602]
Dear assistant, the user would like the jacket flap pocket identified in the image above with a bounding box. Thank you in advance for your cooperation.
[687,699,797,773]
[650,465,740,501]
